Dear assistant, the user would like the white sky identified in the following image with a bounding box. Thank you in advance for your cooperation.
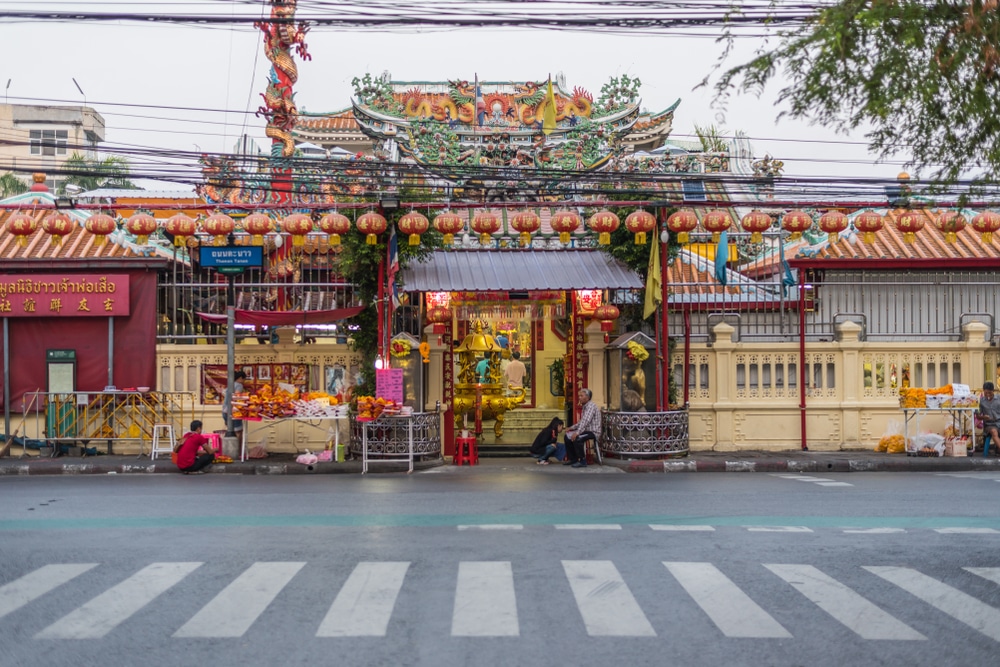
[0,2,911,187]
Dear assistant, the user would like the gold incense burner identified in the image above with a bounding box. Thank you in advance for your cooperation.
[453,320,526,438]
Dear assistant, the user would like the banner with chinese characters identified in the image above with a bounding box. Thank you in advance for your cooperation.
[0,274,130,317]
[201,363,309,405]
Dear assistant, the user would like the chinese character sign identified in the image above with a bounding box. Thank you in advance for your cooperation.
[0,275,130,317]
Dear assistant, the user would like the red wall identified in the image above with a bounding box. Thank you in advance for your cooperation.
[0,270,158,412]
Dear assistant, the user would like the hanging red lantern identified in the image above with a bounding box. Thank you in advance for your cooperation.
[398,211,430,246]
[510,210,541,246]
[853,210,884,244]
[893,209,924,244]
[85,213,117,247]
[701,209,733,243]
[242,213,273,246]
[972,210,1000,244]
[740,210,772,243]
[587,210,619,245]
[426,306,452,334]
[281,213,313,247]
[125,213,157,245]
[432,211,464,246]
[164,213,197,247]
[318,212,350,246]
[934,210,967,244]
[356,211,387,245]
[819,210,849,244]
[781,209,813,240]
[593,304,620,332]
[42,211,73,246]
[624,210,656,245]
[202,213,235,246]
[6,211,38,247]
[471,210,501,245]
[667,209,698,245]
[550,209,581,244]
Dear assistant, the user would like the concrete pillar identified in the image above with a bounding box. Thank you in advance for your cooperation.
[583,321,607,408]
[712,322,736,449]
[963,320,991,389]
[837,320,863,447]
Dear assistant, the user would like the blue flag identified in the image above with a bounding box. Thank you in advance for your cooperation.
[388,225,401,308]
[714,230,729,286]
[779,238,795,297]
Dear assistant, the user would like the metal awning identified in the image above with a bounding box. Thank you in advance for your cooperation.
[401,250,643,292]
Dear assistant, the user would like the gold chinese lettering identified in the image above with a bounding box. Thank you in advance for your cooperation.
[22,298,35,313]
[49,298,62,313]
[0,299,10,313]
[104,298,114,312]
[78,298,91,312]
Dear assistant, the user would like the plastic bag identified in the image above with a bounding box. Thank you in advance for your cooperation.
[912,432,945,456]
[877,420,904,453]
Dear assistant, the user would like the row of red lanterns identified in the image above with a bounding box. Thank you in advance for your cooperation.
[666,209,1000,245]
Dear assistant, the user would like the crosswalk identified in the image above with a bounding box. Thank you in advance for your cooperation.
[773,474,854,487]
[4,560,1000,642]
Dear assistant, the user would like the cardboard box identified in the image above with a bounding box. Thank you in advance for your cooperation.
[945,438,968,457]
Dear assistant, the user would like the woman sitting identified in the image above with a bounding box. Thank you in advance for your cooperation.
[530,417,564,465]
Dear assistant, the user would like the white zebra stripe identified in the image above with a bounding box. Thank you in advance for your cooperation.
[316,562,409,637]
[0,564,98,620]
[452,562,519,636]
[650,525,716,532]
[562,560,656,636]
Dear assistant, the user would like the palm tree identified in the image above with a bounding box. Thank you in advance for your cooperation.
[0,172,28,198]
[58,152,136,194]
[694,124,730,153]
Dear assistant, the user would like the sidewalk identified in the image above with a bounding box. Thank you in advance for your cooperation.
[2,448,1000,476]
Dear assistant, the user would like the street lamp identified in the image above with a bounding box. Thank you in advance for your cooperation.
[72,78,86,106]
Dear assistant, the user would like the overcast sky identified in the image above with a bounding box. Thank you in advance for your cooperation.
[1,2,911,188]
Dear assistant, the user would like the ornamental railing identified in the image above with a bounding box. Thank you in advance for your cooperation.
[600,409,689,459]
[348,412,442,459]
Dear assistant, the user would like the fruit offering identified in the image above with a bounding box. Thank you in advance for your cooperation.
[899,387,926,408]
[356,396,398,419]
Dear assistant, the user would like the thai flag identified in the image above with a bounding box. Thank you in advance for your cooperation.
[475,74,486,126]
[388,225,401,308]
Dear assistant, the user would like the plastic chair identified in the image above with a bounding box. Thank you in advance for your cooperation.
[580,434,603,465]
[150,424,176,461]
[984,433,992,458]
[454,436,479,466]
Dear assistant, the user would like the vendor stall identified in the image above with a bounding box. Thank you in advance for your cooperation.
[232,387,348,461]
[897,385,978,456]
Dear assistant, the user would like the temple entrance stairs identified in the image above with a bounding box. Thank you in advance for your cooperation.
[477,408,565,458]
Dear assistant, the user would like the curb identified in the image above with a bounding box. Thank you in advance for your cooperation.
[618,457,1000,473]
[0,459,444,476]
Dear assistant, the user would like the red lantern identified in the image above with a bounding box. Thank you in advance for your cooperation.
[164,213,197,247]
[42,212,73,246]
[398,211,429,246]
[624,210,656,245]
[85,213,117,247]
[667,209,698,245]
[854,210,884,244]
[242,213,273,246]
[471,210,501,245]
[893,210,924,244]
[511,210,541,246]
[701,210,733,243]
[426,306,452,334]
[740,210,772,244]
[819,210,849,244]
[281,213,313,247]
[202,213,235,246]
[781,209,813,241]
[972,210,1000,244]
[125,213,157,245]
[318,212,350,246]
[356,211,387,245]
[432,211,464,246]
[587,210,619,245]
[549,209,581,244]
[934,210,967,244]
[593,304,620,332]
[6,211,38,247]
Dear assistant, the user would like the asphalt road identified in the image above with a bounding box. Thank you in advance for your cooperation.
[2,466,1000,667]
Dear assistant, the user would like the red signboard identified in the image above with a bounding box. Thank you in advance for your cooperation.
[0,274,130,317]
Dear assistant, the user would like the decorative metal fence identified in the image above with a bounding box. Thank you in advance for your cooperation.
[348,412,442,459]
[601,409,689,458]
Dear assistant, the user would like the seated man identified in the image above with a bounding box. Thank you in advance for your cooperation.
[564,387,601,468]
[980,382,1000,455]
[174,420,216,475]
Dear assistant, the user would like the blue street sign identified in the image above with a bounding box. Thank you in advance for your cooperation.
[200,246,263,270]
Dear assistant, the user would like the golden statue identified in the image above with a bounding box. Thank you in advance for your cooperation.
[453,320,526,437]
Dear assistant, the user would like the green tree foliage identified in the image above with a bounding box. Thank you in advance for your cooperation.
[59,152,136,193]
[0,172,28,198]
[694,124,729,153]
[710,1,1000,189]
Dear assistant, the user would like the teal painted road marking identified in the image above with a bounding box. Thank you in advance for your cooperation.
[0,514,998,531]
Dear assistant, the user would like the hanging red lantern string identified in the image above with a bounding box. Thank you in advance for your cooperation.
[242,213,274,246]
[740,210,772,244]
[42,211,74,247]
[202,212,236,246]
[934,210,967,244]
[85,213,117,247]
[587,209,619,245]
[426,306,452,334]
[593,304,620,332]
[318,211,350,246]
[164,213,197,247]
[432,211,464,246]
[398,211,429,246]
[818,210,848,244]
[510,210,541,246]
[666,209,698,245]
[972,210,1000,244]
[781,209,813,241]
[701,209,732,243]
[356,211,387,245]
[853,210,883,244]
[624,209,656,245]
[281,213,313,247]
[6,211,38,247]
[471,210,501,245]
[892,209,924,244]
[550,209,581,244]
[125,213,158,245]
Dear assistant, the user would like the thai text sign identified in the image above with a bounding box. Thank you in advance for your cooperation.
[376,368,404,404]
[0,274,130,317]
[200,246,263,269]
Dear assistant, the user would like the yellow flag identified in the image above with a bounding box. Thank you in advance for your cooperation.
[542,77,557,136]
[643,237,662,320]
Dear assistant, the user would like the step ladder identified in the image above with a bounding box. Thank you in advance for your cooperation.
[150,424,176,461]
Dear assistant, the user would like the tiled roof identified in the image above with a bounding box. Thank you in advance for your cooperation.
[667,249,782,303]
[295,110,359,133]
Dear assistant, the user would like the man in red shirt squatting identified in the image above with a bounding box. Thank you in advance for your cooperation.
[175,420,216,474]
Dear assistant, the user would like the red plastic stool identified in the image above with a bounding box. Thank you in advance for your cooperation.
[454,436,479,466]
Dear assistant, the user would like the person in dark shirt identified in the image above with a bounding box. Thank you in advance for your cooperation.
[979,382,1000,456]
[530,417,564,465]
[175,420,215,474]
